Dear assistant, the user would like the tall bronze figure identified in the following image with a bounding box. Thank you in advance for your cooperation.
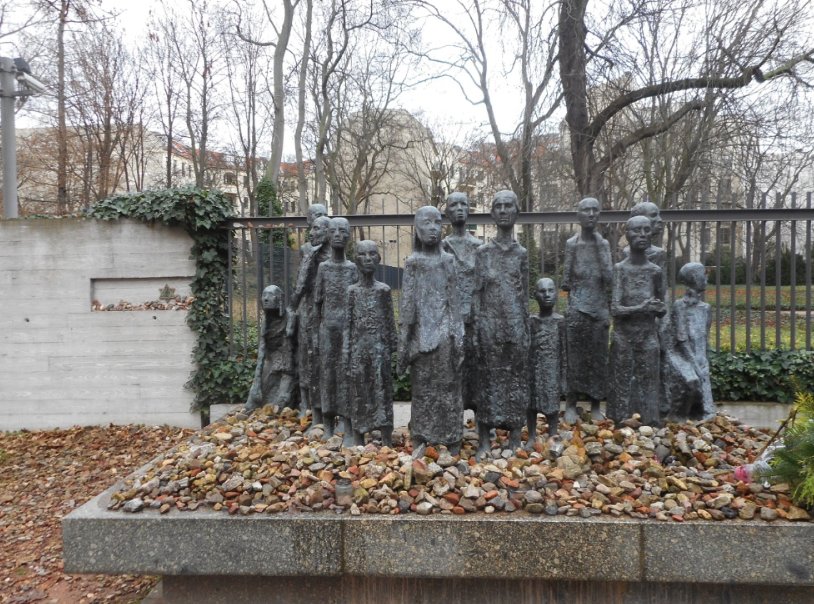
[288,215,331,417]
[472,190,529,459]
[314,217,358,440]
[607,216,666,426]
[343,241,397,447]
[527,278,566,445]
[562,197,613,423]
[246,285,298,411]
[398,206,465,457]
[442,192,483,425]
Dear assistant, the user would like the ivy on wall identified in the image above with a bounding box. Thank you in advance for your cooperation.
[87,186,248,411]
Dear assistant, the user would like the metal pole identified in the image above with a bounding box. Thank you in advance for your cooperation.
[1,57,18,219]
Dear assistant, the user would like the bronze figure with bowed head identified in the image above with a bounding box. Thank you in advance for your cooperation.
[441,192,483,426]
[527,277,567,446]
[562,197,613,423]
[246,285,297,411]
[607,215,666,427]
[314,217,358,441]
[342,240,398,447]
[288,215,332,417]
[665,262,715,423]
[472,190,529,460]
[398,206,465,458]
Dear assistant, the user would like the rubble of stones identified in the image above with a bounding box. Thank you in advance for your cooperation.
[91,296,194,312]
[110,407,811,522]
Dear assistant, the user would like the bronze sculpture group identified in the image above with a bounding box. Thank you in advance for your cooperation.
[248,191,714,457]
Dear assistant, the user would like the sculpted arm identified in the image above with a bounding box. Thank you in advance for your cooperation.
[397,259,416,375]
[599,238,614,288]
[561,240,573,292]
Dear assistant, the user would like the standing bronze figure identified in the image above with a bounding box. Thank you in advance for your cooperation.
[343,241,398,447]
[398,206,465,457]
[442,192,483,426]
[314,217,358,440]
[562,197,613,423]
[607,216,666,426]
[472,190,529,459]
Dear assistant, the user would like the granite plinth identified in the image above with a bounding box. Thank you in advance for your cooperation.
[65,480,814,587]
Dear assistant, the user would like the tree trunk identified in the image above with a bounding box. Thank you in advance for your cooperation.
[57,0,70,213]
[294,0,312,213]
[266,0,295,187]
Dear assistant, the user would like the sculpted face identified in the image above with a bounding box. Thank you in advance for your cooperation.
[491,190,519,228]
[535,278,557,310]
[307,204,328,227]
[577,198,600,230]
[310,216,331,247]
[632,202,663,239]
[415,206,443,247]
[261,285,283,312]
[680,262,708,292]
[328,218,351,250]
[626,215,652,252]
[355,241,380,275]
[446,193,470,226]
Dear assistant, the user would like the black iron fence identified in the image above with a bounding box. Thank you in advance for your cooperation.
[226,193,813,357]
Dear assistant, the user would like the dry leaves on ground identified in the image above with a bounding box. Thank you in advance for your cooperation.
[0,424,194,604]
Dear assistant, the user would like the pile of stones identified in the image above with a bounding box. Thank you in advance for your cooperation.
[110,407,811,522]
[91,296,194,311]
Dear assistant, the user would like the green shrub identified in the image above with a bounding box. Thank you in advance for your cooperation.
[758,390,814,508]
[710,350,814,403]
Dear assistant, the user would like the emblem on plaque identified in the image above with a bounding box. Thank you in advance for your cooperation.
[159,284,176,301]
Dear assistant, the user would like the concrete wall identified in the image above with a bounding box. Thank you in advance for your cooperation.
[0,218,201,430]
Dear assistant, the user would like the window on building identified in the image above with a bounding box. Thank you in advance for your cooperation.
[224,172,236,185]
[243,176,249,188]
[719,226,732,246]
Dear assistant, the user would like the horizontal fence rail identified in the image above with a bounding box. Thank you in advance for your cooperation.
[226,201,814,359]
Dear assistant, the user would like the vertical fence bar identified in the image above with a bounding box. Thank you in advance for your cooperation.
[553,223,561,292]
[228,228,234,357]
[283,227,291,309]
[715,190,722,352]
[241,227,248,358]
[700,190,708,264]
[670,193,678,311]
[256,228,262,329]
[790,193,797,350]
[744,190,753,352]
[775,192,782,348]
[760,193,768,349]
[807,192,812,351]
[730,194,736,354]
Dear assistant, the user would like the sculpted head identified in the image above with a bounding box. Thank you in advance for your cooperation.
[535,278,557,310]
[355,240,380,275]
[261,284,284,315]
[328,217,351,250]
[445,192,470,226]
[307,204,328,227]
[626,215,652,252]
[679,262,707,292]
[631,201,662,239]
[414,205,443,251]
[310,215,331,247]
[577,197,601,230]
[491,190,519,229]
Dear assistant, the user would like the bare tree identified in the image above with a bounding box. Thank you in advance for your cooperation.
[166,0,225,188]
[559,0,814,201]
[415,0,560,212]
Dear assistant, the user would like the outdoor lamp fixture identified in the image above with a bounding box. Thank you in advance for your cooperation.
[1,56,47,219]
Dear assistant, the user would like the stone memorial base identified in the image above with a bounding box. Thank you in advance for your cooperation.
[65,484,814,604]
